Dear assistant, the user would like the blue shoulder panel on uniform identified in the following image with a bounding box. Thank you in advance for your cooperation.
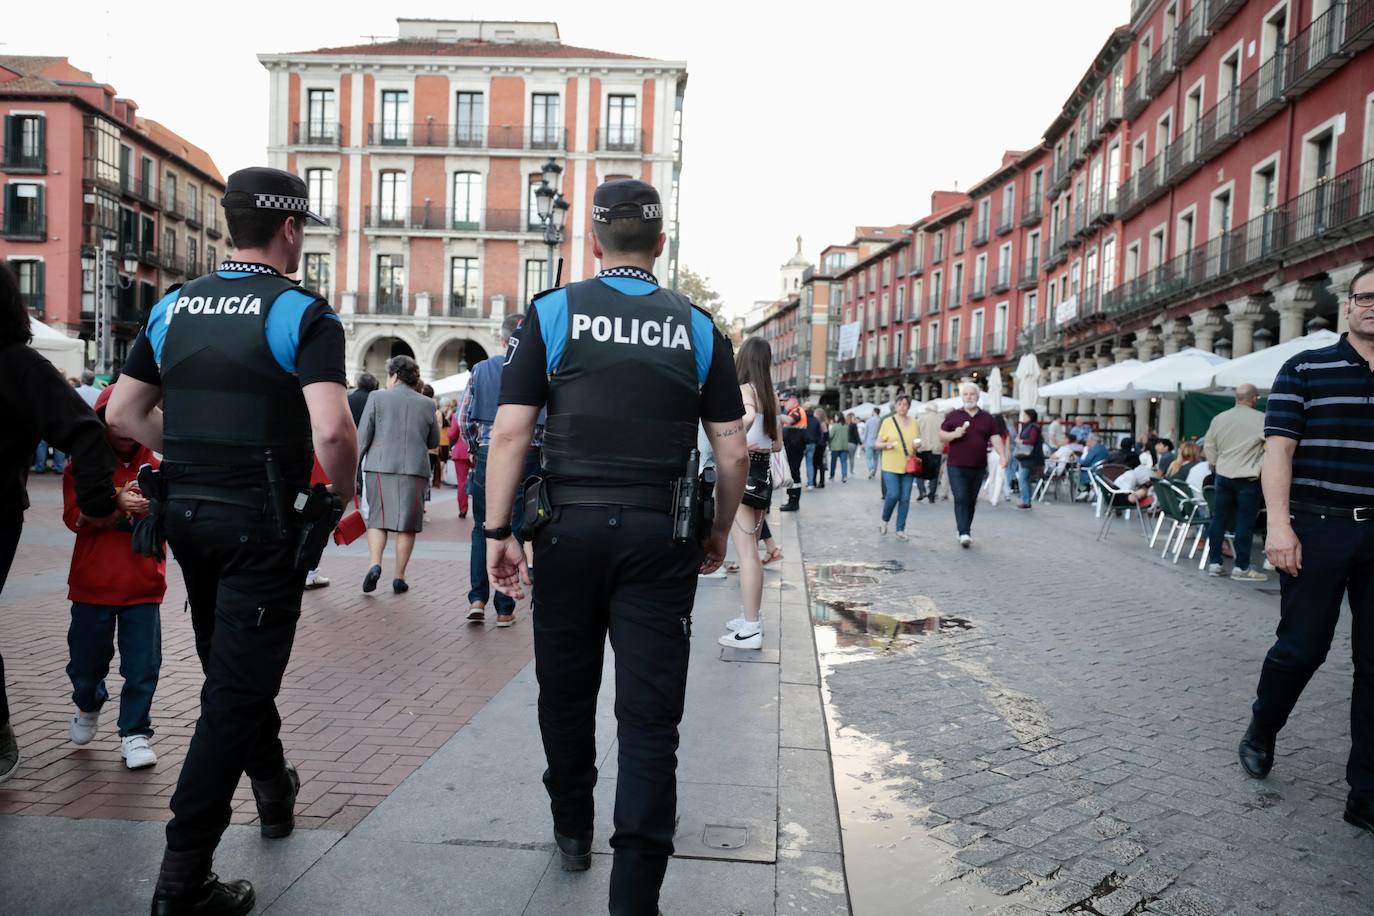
[265,288,322,374]
[535,288,570,374]
[690,308,714,387]
[148,289,180,367]
[599,277,657,297]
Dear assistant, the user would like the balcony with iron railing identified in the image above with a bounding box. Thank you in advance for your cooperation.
[1122,72,1149,121]
[953,233,966,256]
[1117,149,1168,220]
[996,207,1014,235]
[1048,151,1072,196]
[1071,202,1086,238]
[1,212,45,241]
[1102,75,1125,131]
[1070,128,1087,167]
[965,334,984,359]
[204,213,221,239]
[366,123,568,151]
[20,292,44,316]
[1021,192,1043,226]
[445,294,482,318]
[1044,236,1068,270]
[364,206,532,233]
[928,287,942,313]
[1175,0,1211,67]
[942,340,960,362]
[1018,256,1040,290]
[909,257,924,276]
[292,122,343,146]
[159,252,187,276]
[949,283,963,308]
[1146,36,1176,97]
[1233,45,1287,134]
[3,145,45,173]
[973,219,989,247]
[184,195,202,229]
[970,276,987,301]
[992,264,1012,294]
[1208,0,1246,31]
[360,294,409,316]
[1164,120,1205,186]
[988,330,1009,357]
[163,190,184,220]
[1284,1,1365,98]
[593,127,645,152]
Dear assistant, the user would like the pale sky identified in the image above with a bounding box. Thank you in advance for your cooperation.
[10,0,1127,317]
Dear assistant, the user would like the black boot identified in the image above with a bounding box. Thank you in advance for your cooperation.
[251,762,299,839]
[150,849,254,916]
[1238,716,1276,778]
[555,828,593,871]
[1345,796,1374,832]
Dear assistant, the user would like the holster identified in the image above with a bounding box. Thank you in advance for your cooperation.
[520,476,552,541]
[132,464,167,561]
[697,466,716,541]
[292,484,344,574]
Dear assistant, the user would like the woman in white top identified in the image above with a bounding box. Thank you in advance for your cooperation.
[720,337,782,651]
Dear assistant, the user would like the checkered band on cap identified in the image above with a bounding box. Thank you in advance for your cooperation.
[592,203,662,223]
[254,193,311,213]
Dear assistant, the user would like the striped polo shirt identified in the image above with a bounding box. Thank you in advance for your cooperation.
[1264,334,1374,508]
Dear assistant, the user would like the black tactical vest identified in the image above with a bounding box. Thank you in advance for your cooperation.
[541,278,700,483]
[159,272,315,468]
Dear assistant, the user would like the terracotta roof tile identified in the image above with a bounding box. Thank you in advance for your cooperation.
[137,118,225,185]
[289,38,648,60]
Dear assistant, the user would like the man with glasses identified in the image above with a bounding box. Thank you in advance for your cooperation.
[1238,262,1374,834]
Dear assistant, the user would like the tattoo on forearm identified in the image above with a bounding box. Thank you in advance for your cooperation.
[714,426,741,438]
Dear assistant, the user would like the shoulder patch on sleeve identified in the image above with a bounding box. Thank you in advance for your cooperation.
[536,288,569,375]
[264,288,320,374]
[147,288,181,367]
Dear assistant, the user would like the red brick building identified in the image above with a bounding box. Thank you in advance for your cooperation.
[832,0,1373,435]
[259,19,688,381]
[1,55,226,371]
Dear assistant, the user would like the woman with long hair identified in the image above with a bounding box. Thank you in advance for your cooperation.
[875,394,920,540]
[1014,408,1044,510]
[719,336,782,651]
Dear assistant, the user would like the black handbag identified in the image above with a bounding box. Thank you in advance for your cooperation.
[742,453,772,509]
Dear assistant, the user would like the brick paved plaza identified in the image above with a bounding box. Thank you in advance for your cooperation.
[0,475,531,832]
[799,474,1372,915]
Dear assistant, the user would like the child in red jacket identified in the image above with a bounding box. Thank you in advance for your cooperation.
[61,386,166,769]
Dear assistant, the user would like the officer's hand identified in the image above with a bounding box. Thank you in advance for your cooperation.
[488,536,530,600]
[1265,522,1302,576]
[699,530,728,575]
[116,489,150,517]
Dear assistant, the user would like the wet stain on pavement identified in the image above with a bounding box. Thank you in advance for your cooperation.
[807,561,974,653]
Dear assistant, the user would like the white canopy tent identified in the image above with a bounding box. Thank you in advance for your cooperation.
[1178,330,1340,392]
[429,370,471,401]
[29,317,85,378]
[1077,348,1229,400]
[1038,360,1143,399]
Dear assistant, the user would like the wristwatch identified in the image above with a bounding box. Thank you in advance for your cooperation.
[483,525,514,540]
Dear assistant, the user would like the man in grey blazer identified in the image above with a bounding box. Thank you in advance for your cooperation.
[356,355,438,593]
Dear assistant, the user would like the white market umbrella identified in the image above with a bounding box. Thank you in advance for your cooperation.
[430,370,471,400]
[987,367,1005,415]
[1039,360,1142,399]
[29,316,84,378]
[1116,348,1230,399]
[1014,353,1042,409]
[1195,330,1340,392]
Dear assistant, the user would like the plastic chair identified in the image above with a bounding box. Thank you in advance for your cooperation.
[1091,469,1150,541]
[1033,459,1069,503]
[1196,483,1235,570]
[1152,479,1202,562]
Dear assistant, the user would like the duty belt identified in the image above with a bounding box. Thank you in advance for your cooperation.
[548,482,673,513]
[164,481,267,510]
[1290,501,1372,521]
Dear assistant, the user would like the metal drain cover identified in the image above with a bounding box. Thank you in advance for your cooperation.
[674,815,776,863]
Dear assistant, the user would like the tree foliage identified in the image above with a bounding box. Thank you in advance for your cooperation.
[675,265,732,338]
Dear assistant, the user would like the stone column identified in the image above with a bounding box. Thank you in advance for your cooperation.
[1110,345,1136,431]
[1226,295,1269,358]
[340,290,357,316]
[1326,261,1371,334]
[1075,353,1097,419]
[1153,321,1187,442]
[1133,329,1159,442]
[1093,351,1113,422]
[1046,365,1065,418]
[1268,279,1319,343]
[1189,308,1226,353]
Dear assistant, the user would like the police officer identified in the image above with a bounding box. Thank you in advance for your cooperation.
[485,179,749,915]
[108,167,358,916]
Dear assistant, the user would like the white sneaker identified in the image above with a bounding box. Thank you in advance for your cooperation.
[959,534,972,548]
[698,568,728,579]
[895,532,909,542]
[879,522,889,535]
[1206,563,1225,577]
[1231,567,1269,582]
[725,616,763,632]
[720,627,763,650]
[120,734,157,769]
[70,709,100,745]
[806,485,814,492]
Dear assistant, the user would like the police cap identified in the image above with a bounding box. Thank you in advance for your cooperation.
[592,179,662,224]
[222,167,327,224]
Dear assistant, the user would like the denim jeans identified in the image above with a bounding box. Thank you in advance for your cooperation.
[1252,511,1374,799]
[34,440,65,473]
[67,602,161,737]
[803,443,817,486]
[829,448,849,480]
[469,446,541,615]
[947,465,986,536]
[880,472,915,531]
[1016,462,1039,505]
[1208,475,1261,570]
[865,446,881,476]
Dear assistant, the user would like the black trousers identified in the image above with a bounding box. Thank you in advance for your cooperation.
[532,504,702,916]
[783,433,804,505]
[0,512,21,726]
[163,499,304,853]
[1253,511,1374,799]
[947,465,986,536]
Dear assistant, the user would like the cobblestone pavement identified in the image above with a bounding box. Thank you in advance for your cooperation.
[795,473,1371,915]
[0,475,531,832]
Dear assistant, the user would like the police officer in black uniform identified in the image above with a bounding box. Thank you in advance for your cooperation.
[108,167,358,916]
[485,179,750,916]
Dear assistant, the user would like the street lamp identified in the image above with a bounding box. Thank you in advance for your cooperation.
[86,231,138,376]
[533,157,568,289]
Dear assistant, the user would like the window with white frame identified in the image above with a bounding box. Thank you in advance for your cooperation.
[380,90,410,144]
[605,95,638,150]
[456,91,485,146]
[378,171,407,225]
[525,258,548,298]
[305,168,333,222]
[452,172,482,228]
[1102,236,1117,291]
[304,252,331,301]
[531,93,561,148]
[451,257,478,309]
[306,89,335,142]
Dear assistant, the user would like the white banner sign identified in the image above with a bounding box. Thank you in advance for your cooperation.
[1055,294,1079,327]
[837,321,861,360]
